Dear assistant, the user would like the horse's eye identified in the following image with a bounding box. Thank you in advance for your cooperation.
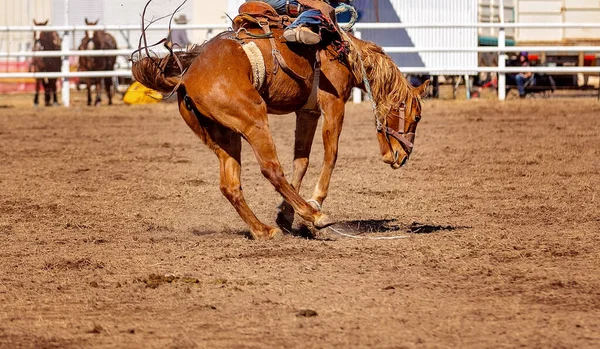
[415,115,421,122]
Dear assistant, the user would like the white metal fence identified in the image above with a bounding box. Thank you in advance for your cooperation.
[1,22,600,106]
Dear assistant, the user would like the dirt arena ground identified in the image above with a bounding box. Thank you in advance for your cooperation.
[0,92,598,348]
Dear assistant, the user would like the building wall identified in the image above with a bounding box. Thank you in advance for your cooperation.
[0,0,53,52]
[354,0,478,75]
[516,0,600,43]
[478,0,516,39]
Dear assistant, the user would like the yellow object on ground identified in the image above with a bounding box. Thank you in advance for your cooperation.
[123,81,163,104]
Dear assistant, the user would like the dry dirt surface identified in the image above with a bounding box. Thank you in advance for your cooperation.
[0,94,599,348]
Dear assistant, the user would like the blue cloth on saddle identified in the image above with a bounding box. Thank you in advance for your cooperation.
[287,10,325,29]
[258,0,325,28]
[260,0,298,14]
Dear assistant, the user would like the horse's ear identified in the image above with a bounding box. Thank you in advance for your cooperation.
[33,19,48,26]
[85,18,91,25]
[416,79,430,98]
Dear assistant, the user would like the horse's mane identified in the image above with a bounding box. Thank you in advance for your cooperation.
[345,34,421,120]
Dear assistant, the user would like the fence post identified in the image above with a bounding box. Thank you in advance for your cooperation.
[498,0,506,101]
[61,31,70,107]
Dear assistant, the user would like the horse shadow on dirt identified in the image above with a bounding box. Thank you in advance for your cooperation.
[191,219,469,240]
[292,219,469,240]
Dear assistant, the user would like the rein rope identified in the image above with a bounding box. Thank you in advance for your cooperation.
[336,4,382,130]
[327,226,410,240]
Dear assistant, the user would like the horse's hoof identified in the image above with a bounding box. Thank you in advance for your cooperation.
[269,228,284,240]
[251,227,282,240]
[275,202,294,233]
[275,212,293,234]
[314,213,335,229]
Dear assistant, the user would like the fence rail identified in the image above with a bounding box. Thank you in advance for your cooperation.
[1,22,600,105]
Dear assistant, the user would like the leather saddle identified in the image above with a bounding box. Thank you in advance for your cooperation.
[233,1,294,31]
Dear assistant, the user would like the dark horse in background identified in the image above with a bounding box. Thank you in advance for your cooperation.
[78,18,117,106]
[31,20,61,106]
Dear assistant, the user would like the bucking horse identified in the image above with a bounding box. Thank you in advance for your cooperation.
[132,1,429,239]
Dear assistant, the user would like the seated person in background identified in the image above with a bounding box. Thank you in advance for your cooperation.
[255,0,338,45]
[507,52,534,98]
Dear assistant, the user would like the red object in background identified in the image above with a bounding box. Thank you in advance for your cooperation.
[584,55,596,66]
[0,60,63,94]
[0,60,36,93]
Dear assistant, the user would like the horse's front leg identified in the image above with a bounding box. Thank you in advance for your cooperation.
[276,111,320,231]
[52,79,59,106]
[94,81,102,105]
[105,77,113,105]
[33,79,40,106]
[43,80,52,106]
[308,96,346,210]
[86,80,92,106]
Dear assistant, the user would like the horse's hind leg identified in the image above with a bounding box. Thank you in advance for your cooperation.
[276,111,320,230]
[178,101,281,239]
[215,129,281,239]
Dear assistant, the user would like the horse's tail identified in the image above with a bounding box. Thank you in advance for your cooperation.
[131,46,202,93]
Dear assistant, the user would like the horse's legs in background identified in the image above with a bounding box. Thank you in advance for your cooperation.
[86,79,93,106]
[33,79,41,106]
[43,79,52,107]
[276,111,321,231]
[177,98,281,239]
[94,80,102,105]
[308,96,346,208]
[50,79,59,106]
[104,77,113,105]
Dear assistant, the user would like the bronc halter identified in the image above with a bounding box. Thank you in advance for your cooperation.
[349,34,421,165]
[379,97,421,162]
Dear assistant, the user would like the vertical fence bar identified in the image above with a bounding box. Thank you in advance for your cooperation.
[61,31,70,107]
[61,0,70,107]
[498,0,506,101]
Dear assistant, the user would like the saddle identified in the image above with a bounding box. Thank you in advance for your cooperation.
[233,1,294,30]
[232,1,322,114]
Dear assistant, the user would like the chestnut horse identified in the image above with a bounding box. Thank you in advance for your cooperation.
[31,20,61,107]
[78,18,117,106]
[132,4,428,239]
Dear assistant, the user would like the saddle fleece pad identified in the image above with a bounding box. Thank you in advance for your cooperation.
[241,41,266,90]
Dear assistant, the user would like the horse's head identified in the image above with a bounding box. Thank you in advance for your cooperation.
[85,18,101,39]
[32,19,61,51]
[33,19,62,51]
[376,80,429,169]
